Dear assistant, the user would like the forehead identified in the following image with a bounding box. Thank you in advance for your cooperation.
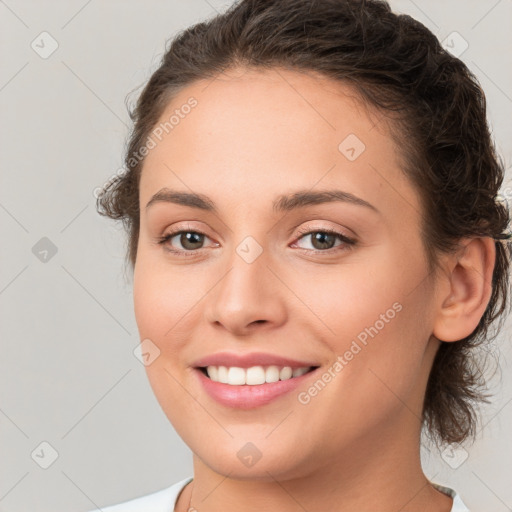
[139,66,419,223]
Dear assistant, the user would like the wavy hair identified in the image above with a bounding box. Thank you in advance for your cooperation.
[97,0,512,445]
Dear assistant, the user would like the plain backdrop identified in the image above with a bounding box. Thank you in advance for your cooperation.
[1,1,511,511]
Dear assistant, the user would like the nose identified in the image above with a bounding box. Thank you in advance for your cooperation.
[204,246,287,336]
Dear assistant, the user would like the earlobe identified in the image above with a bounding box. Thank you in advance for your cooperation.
[432,237,496,343]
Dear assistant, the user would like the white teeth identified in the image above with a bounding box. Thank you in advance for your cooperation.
[246,366,265,385]
[265,365,280,383]
[217,366,228,384]
[206,366,218,381]
[292,367,310,378]
[227,367,246,385]
[280,366,293,380]
[204,365,313,385]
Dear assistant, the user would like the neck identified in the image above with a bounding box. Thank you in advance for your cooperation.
[177,415,452,512]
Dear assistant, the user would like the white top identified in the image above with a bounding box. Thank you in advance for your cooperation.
[89,477,470,511]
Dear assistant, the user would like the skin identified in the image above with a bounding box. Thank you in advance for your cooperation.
[132,67,495,512]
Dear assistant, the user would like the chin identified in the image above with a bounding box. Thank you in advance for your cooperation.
[191,436,320,482]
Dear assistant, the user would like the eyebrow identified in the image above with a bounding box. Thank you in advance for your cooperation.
[145,187,379,214]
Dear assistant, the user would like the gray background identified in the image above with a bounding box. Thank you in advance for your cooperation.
[1,1,511,511]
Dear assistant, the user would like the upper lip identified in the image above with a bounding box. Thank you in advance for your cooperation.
[192,352,319,369]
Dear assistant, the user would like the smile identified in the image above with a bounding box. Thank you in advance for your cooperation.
[194,365,320,409]
[200,365,316,385]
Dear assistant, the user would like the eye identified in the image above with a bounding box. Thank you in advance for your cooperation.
[292,227,356,253]
[155,228,217,256]
[153,226,356,257]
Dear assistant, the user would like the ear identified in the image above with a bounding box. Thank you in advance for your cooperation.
[432,237,496,342]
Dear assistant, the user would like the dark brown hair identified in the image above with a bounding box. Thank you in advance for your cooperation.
[97,0,512,445]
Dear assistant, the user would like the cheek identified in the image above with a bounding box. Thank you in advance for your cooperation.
[301,245,426,344]
[300,243,433,395]
[133,251,199,341]
[132,259,199,428]
[291,291,432,444]
[133,267,170,341]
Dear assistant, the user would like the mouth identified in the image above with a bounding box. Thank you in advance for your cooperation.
[191,351,321,408]
[194,364,321,409]
[197,365,319,386]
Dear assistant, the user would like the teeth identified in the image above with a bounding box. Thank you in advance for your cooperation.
[205,365,312,385]
[292,367,310,378]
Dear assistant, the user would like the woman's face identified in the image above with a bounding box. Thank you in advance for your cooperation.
[133,67,442,479]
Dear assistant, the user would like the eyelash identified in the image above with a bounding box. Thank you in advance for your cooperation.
[155,226,356,257]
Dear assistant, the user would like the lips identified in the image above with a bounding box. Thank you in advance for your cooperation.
[192,351,319,369]
[190,351,321,408]
[194,365,320,408]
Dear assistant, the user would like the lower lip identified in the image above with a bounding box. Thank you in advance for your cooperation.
[194,368,318,409]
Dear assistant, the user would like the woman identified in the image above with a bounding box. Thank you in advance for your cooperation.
[93,0,511,510]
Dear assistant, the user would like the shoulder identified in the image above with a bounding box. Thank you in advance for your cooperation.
[85,476,193,512]
[432,483,470,512]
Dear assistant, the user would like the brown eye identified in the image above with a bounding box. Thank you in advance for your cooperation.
[156,229,215,255]
[174,231,205,250]
[307,232,337,250]
[293,228,356,254]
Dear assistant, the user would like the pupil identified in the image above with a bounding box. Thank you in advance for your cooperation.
[182,232,203,249]
[313,232,335,250]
